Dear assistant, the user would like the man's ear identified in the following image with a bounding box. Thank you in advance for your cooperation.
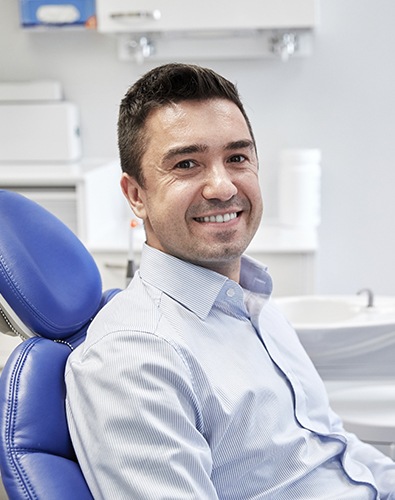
[120,173,146,220]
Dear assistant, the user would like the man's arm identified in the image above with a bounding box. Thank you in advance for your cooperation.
[66,330,219,499]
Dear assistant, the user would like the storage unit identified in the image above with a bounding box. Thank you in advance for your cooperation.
[0,102,81,162]
[96,0,319,62]
[96,0,317,34]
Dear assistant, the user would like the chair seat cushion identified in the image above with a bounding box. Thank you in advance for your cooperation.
[0,337,93,499]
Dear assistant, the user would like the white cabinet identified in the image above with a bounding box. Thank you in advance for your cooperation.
[250,251,316,297]
[97,0,318,62]
[91,250,132,290]
[0,160,127,247]
[97,0,317,33]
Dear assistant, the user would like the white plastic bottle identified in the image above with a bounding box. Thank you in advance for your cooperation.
[278,149,322,228]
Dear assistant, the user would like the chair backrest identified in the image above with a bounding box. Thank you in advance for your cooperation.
[0,189,120,499]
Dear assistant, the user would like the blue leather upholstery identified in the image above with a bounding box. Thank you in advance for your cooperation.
[0,189,102,340]
[0,190,121,499]
[0,338,94,499]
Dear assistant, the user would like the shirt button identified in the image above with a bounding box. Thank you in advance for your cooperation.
[226,288,235,298]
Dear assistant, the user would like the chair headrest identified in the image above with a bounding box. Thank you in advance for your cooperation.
[0,190,103,341]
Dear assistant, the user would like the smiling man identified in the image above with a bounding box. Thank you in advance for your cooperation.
[121,97,262,282]
[65,64,395,499]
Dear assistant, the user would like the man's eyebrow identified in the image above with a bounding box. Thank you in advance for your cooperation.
[162,144,208,162]
[224,139,255,151]
[162,140,254,163]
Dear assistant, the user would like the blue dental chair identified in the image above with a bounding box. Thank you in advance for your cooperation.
[0,189,121,499]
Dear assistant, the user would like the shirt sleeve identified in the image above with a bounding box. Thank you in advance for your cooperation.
[65,329,219,500]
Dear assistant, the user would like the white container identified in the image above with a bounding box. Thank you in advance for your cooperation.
[0,102,81,162]
[278,149,321,228]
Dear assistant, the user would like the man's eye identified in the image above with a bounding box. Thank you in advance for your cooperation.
[229,154,246,163]
[175,159,195,169]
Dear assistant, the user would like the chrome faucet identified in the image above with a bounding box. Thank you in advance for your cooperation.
[357,288,374,308]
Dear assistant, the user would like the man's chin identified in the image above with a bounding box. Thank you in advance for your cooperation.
[191,242,248,265]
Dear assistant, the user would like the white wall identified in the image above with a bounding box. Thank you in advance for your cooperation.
[1,0,395,296]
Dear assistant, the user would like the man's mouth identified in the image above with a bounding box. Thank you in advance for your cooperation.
[194,212,238,223]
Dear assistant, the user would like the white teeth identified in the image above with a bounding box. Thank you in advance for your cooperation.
[197,212,237,223]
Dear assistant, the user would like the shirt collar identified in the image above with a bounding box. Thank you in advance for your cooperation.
[138,244,273,320]
[239,254,273,296]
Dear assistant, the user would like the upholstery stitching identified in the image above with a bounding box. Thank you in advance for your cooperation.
[5,338,40,499]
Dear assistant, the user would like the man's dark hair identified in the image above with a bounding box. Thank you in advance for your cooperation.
[118,63,255,186]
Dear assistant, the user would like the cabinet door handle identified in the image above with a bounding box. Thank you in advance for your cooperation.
[110,10,161,22]
[104,262,126,270]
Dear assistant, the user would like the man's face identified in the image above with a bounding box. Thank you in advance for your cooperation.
[122,98,263,281]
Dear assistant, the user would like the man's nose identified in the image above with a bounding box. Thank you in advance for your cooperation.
[202,165,238,201]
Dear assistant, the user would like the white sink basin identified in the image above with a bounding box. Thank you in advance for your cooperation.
[275,295,395,379]
[328,382,395,441]
[325,380,395,459]
[276,295,395,331]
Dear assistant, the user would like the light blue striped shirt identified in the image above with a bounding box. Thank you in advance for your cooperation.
[65,244,395,499]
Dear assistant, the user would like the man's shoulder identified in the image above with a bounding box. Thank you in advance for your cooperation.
[86,277,163,343]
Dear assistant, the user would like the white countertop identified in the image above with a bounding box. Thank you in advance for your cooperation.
[0,158,115,185]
